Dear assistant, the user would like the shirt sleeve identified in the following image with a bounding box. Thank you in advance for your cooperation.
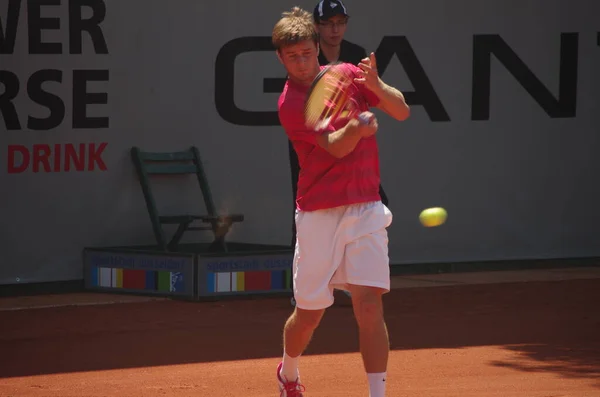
[279,99,334,144]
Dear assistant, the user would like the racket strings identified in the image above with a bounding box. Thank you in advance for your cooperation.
[305,65,356,130]
[320,70,352,123]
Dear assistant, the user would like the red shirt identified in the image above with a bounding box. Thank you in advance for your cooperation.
[278,63,381,211]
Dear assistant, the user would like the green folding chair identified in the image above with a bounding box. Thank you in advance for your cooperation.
[131,146,244,252]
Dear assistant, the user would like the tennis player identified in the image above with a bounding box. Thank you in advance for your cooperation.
[288,0,390,304]
[272,7,409,397]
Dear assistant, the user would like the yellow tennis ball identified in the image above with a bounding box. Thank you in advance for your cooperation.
[419,207,447,227]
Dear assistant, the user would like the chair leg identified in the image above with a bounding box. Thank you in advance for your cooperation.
[207,220,233,253]
[168,223,190,251]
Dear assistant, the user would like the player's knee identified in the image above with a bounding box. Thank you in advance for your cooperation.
[351,288,384,329]
[354,300,383,329]
[291,307,324,331]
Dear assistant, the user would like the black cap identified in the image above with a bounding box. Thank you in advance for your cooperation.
[313,0,349,23]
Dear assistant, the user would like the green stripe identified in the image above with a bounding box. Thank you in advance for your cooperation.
[158,271,171,292]
[285,269,291,289]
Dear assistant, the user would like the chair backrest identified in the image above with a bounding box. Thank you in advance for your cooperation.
[133,149,197,174]
[130,146,218,218]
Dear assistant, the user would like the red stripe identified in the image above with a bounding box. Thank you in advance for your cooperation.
[122,270,146,289]
[244,271,272,291]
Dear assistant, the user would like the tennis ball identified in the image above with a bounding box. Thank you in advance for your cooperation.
[419,207,447,227]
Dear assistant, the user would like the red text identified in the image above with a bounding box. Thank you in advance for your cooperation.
[7,143,108,173]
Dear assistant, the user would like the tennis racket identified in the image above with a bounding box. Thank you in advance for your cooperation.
[304,62,371,131]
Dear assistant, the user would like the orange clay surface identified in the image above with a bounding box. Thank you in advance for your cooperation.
[1,278,599,396]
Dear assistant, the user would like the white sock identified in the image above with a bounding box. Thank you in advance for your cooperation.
[367,372,387,397]
[280,352,300,382]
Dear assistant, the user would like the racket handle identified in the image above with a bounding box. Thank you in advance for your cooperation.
[357,112,374,125]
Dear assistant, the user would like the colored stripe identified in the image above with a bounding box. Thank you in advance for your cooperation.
[111,268,119,288]
[122,269,146,289]
[230,272,237,292]
[244,271,271,291]
[236,272,245,291]
[90,266,99,287]
[271,270,284,290]
[116,268,123,288]
[158,271,171,292]
[285,269,292,289]
[99,267,112,287]
[206,272,215,293]
[145,271,156,290]
[216,272,232,292]
[231,272,245,292]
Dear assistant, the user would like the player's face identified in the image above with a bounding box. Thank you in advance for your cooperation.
[317,15,348,47]
[278,40,320,84]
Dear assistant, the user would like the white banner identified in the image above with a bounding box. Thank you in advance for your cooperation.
[1,0,599,283]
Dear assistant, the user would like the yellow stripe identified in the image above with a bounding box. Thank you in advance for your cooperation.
[116,268,123,288]
[237,272,245,291]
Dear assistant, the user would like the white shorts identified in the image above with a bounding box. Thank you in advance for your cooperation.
[293,200,393,310]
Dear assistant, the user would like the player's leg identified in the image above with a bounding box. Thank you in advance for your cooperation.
[278,207,346,394]
[346,231,390,397]
[279,307,325,382]
[331,201,392,397]
[347,285,389,397]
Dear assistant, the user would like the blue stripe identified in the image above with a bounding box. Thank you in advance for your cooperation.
[271,271,284,290]
[206,273,215,293]
[145,271,156,290]
[90,266,99,287]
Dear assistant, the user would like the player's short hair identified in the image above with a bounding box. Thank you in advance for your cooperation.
[272,7,318,51]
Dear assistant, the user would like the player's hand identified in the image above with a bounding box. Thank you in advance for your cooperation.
[354,53,382,93]
[349,111,378,138]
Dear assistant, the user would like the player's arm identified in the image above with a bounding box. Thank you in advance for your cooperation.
[316,115,378,159]
[280,101,376,159]
[355,53,410,121]
[372,80,410,121]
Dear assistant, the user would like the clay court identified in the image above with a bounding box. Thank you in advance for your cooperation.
[1,268,599,397]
